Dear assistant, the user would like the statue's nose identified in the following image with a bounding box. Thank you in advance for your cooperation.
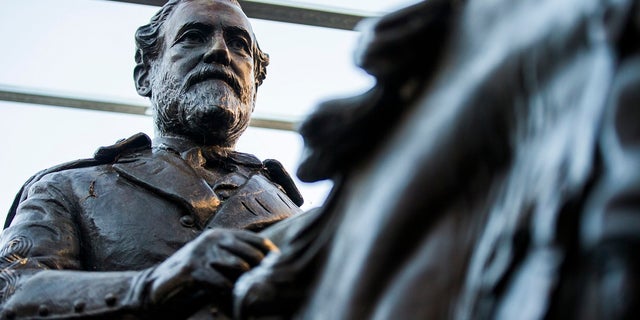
[203,34,230,66]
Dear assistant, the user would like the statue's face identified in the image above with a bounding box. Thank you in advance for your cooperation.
[150,0,256,146]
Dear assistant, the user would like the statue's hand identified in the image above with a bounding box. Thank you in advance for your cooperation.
[144,228,278,313]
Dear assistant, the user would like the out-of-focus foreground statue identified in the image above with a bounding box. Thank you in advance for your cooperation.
[235,0,640,319]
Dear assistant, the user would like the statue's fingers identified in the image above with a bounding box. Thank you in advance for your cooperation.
[230,230,279,255]
[206,253,251,282]
[219,240,266,267]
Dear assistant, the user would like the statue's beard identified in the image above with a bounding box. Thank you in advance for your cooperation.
[150,67,255,147]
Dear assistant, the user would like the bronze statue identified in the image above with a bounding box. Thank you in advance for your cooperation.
[234,0,640,319]
[0,0,302,318]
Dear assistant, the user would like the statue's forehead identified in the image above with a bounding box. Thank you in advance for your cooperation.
[164,0,254,37]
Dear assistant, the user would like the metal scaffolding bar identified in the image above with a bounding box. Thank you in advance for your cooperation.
[104,0,377,30]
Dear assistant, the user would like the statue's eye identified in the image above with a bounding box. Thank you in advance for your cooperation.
[227,37,250,53]
[179,30,206,44]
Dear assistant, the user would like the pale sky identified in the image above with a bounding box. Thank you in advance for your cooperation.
[0,0,420,223]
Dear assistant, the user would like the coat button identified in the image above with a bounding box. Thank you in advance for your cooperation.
[105,293,117,307]
[38,305,49,316]
[73,300,86,313]
[180,215,195,228]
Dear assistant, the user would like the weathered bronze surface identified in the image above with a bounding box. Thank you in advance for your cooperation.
[0,0,302,318]
[234,0,640,319]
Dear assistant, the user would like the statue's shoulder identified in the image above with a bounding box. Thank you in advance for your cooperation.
[36,132,152,178]
[4,133,152,228]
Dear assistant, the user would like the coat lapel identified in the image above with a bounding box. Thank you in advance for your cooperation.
[113,150,220,227]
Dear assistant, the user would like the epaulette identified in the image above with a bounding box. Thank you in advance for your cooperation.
[93,132,152,162]
[226,151,264,169]
[3,133,152,229]
[262,159,304,207]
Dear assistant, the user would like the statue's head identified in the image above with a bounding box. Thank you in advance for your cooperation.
[134,0,270,147]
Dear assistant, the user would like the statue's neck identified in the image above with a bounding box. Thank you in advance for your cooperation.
[153,134,236,156]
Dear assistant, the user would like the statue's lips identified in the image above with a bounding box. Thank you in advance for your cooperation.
[185,68,241,97]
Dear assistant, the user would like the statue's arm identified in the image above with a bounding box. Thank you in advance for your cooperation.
[0,174,152,319]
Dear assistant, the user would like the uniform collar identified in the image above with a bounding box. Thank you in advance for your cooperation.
[152,136,232,155]
[153,135,263,168]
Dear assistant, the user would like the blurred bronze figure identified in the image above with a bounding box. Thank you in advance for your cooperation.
[235,0,640,319]
[0,0,302,318]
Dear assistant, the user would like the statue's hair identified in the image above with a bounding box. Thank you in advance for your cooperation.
[134,0,269,86]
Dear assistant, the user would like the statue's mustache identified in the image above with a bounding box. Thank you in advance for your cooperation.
[183,66,242,97]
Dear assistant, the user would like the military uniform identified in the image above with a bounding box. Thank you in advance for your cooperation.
[0,133,302,319]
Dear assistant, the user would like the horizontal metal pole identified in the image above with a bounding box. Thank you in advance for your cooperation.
[0,85,148,115]
[104,0,377,30]
[0,84,299,131]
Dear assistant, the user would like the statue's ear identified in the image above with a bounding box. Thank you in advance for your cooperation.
[134,63,152,97]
